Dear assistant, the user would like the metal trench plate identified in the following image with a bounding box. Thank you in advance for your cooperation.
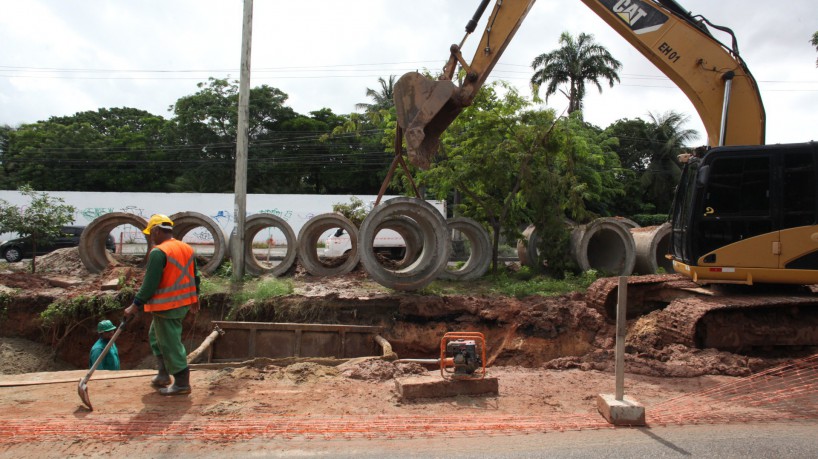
[208,321,384,363]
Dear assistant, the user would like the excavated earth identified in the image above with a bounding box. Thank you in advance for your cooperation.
[1,247,817,456]
[1,247,798,378]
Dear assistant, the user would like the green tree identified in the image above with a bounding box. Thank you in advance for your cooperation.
[812,31,818,66]
[263,109,386,195]
[0,185,76,273]
[355,76,397,117]
[166,77,386,194]
[331,196,368,227]
[604,112,698,215]
[604,118,655,215]
[0,124,13,188]
[530,32,622,115]
[420,83,535,270]
[2,108,176,192]
[419,82,623,273]
[641,111,698,213]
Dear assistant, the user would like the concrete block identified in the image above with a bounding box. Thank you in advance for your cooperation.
[42,275,84,288]
[100,278,120,291]
[395,375,499,400]
[597,393,646,426]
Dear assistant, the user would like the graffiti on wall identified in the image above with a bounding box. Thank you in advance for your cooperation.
[211,210,232,226]
[120,206,146,217]
[257,209,293,221]
[0,190,391,244]
[79,207,114,222]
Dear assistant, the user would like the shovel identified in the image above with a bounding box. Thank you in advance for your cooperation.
[78,317,127,411]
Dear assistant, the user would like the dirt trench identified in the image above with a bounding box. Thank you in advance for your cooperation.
[0,247,806,379]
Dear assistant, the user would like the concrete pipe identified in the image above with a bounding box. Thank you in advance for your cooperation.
[439,217,492,281]
[631,222,673,274]
[240,213,297,277]
[380,215,424,269]
[297,213,360,277]
[79,212,149,274]
[570,217,636,276]
[168,211,227,275]
[612,216,640,229]
[516,225,539,267]
[358,197,450,291]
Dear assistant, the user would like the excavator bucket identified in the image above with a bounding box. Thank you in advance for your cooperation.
[393,72,466,169]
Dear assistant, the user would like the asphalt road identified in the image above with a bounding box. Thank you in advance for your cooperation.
[179,422,817,458]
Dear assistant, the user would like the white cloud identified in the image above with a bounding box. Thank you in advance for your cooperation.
[0,0,815,145]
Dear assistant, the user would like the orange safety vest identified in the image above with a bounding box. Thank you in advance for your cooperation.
[144,239,198,313]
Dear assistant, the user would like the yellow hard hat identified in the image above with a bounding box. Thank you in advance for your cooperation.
[143,214,174,235]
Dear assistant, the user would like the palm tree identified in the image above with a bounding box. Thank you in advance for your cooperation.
[641,111,699,212]
[355,75,397,115]
[530,32,622,114]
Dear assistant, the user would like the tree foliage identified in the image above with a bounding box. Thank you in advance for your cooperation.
[812,31,818,66]
[2,108,175,192]
[418,82,624,274]
[530,32,622,114]
[604,111,698,215]
[2,78,391,195]
[0,185,76,272]
[331,196,368,227]
[355,75,397,116]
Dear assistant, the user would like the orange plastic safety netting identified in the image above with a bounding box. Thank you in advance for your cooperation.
[648,353,818,426]
[1,353,816,443]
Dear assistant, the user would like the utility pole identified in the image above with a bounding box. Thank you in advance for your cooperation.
[232,0,253,282]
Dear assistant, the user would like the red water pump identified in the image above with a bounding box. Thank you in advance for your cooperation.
[439,332,486,380]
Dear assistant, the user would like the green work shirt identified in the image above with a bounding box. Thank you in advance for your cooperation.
[133,242,200,309]
[89,338,120,370]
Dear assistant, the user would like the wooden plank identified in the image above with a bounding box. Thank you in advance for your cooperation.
[0,370,155,387]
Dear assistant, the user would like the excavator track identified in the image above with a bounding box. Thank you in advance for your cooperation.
[586,275,818,351]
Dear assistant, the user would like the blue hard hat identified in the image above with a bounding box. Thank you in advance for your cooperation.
[97,320,117,333]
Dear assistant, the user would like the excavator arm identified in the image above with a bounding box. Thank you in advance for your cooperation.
[394,0,766,169]
[582,0,765,146]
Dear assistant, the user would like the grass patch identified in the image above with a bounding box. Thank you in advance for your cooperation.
[40,292,131,328]
[223,277,295,320]
[240,277,294,303]
[420,269,600,298]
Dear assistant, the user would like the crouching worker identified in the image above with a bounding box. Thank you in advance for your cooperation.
[124,214,200,396]
[89,320,120,370]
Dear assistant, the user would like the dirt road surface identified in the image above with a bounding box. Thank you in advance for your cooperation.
[2,356,818,457]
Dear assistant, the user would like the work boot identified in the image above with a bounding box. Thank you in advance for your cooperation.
[151,356,171,388]
[159,367,191,396]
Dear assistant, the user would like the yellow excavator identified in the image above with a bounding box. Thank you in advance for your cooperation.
[392,0,818,349]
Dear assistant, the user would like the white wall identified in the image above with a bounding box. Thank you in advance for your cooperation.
[0,191,430,243]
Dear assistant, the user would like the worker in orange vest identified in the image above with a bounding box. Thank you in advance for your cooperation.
[125,214,200,396]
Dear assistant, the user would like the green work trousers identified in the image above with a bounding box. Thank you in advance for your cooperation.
[149,306,189,375]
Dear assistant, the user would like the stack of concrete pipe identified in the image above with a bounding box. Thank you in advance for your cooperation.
[79,201,669,287]
[78,198,494,290]
[78,211,227,275]
[630,222,673,274]
[516,218,673,276]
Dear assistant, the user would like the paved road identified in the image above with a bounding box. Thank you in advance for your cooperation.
[182,422,816,458]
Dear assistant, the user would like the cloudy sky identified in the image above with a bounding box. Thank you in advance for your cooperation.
[1,0,816,145]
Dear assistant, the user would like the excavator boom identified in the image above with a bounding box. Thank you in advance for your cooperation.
[394,0,535,168]
[394,0,766,169]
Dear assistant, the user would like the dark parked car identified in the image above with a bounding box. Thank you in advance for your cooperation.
[0,226,115,263]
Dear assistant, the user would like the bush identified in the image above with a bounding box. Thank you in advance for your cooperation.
[631,214,669,227]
